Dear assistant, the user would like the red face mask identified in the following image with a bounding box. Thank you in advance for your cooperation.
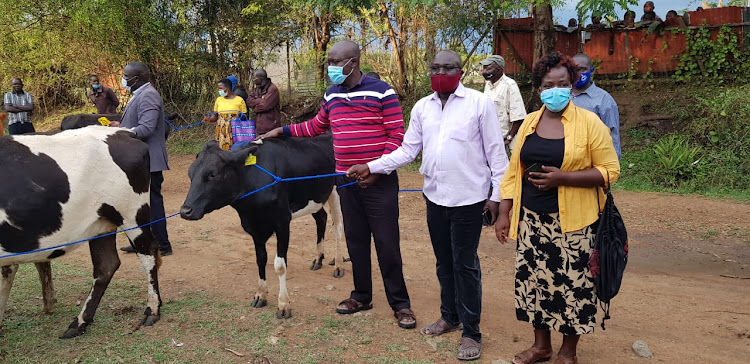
[430,72,462,93]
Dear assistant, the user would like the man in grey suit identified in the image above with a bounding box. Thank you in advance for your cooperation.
[112,62,173,256]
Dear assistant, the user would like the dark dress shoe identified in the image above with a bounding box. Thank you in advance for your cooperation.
[160,248,173,257]
[120,245,135,253]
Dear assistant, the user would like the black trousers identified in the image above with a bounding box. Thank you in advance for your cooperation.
[425,196,485,342]
[150,171,171,251]
[9,122,35,135]
[336,172,410,311]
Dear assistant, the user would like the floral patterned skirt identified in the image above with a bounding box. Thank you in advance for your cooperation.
[215,115,233,150]
[515,207,598,335]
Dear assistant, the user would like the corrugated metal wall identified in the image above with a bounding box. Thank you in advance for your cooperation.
[494,6,749,76]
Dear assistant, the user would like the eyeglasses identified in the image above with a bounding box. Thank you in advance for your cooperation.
[429,66,461,75]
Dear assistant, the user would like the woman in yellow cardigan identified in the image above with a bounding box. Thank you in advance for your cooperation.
[495,52,620,364]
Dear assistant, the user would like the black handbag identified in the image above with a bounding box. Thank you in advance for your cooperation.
[589,173,628,330]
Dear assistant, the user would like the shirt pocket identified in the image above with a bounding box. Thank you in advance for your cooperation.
[571,136,592,168]
[441,127,470,171]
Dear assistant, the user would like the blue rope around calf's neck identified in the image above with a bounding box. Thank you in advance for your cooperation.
[0,162,422,259]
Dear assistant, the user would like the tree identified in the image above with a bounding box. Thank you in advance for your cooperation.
[532,1,556,65]
[575,0,638,20]
[289,0,374,81]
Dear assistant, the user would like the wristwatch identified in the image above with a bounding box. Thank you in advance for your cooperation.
[505,134,514,141]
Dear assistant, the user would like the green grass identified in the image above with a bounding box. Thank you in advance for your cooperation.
[0,261,442,364]
[614,84,750,201]
[616,147,750,201]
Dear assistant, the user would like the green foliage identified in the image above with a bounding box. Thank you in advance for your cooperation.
[673,26,749,84]
[576,0,637,18]
[652,135,700,187]
[0,0,293,119]
[619,84,750,198]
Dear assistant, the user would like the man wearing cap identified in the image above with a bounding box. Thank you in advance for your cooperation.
[480,55,527,152]
[227,75,249,101]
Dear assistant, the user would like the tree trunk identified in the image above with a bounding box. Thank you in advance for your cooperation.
[380,1,407,95]
[424,19,437,65]
[530,2,555,111]
[532,2,555,65]
[312,11,332,81]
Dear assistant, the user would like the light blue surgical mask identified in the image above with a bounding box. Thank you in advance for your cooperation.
[121,77,132,92]
[327,58,353,84]
[540,87,571,112]
[92,84,101,89]
[218,90,227,97]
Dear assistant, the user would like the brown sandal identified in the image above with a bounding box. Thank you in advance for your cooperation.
[394,308,417,329]
[335,298,372,315]
[420,318,463,336]
[457,337,482,361]
[513,346,553,364]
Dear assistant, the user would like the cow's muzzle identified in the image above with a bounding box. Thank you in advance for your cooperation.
[179,205,202,220]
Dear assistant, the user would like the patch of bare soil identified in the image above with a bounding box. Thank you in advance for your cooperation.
[61,154,750,363]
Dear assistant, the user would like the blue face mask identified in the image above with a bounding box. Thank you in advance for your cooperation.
[540,87,571,112]
[218,90,227,97]
[121,77,132,92]
[328,58,353,84]
[574,67,594,88]
[92,84,101,89]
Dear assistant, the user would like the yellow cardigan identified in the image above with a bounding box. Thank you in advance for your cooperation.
[500,102,621,240]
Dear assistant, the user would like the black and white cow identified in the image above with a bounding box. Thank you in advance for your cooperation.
[60,113,122,130]
[61,113,178,135]
[180,134,343,319]
[0,126,162,338]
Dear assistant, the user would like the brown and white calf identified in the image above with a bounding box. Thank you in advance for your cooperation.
[0,126,162,338]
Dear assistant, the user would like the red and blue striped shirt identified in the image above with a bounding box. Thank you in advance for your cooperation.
[283,74,405,173]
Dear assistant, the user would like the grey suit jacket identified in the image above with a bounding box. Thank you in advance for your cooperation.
[120,83,169,172]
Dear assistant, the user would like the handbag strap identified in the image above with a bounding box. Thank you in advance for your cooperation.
[597,169,611,212]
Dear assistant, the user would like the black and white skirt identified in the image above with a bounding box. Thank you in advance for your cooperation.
[515,207,598,335]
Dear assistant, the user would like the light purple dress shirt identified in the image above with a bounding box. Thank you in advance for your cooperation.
[368,83,509,207]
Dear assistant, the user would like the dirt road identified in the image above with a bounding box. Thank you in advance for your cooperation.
[64,154,750,363]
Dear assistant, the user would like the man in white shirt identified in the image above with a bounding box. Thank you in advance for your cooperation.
[480,55,527,152]
[347,50,508,361]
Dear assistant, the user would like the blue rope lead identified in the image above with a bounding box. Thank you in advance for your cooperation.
[0,161,422,259]
[337,180,358,189]
[0,212,181,259]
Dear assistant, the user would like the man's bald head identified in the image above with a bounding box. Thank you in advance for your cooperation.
[329,40,361,59]
[124,62,150,78]
[573,53,592,69]
[253,69,268,78]
[327,40,362,87]
[433,50,462,68]
[122,62,150,91]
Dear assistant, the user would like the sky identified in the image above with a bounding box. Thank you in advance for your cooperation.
[555,0,705,24]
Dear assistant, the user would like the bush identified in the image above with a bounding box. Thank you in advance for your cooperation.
[652,135,700,187]
[619,84,750,198]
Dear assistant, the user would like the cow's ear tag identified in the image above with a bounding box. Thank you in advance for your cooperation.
[244,153,257,166]
[98,117,110,127]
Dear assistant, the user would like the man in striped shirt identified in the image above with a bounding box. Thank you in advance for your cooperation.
[262,40,416,329]
[3,78,35,135]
